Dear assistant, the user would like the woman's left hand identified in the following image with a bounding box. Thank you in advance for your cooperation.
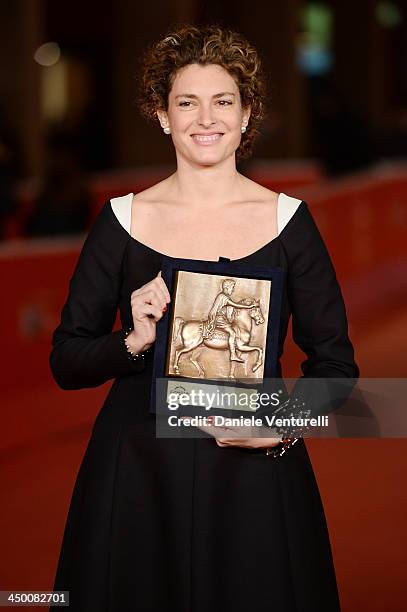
[215,432,282,449]
[213,425,282,449]
[180,417,282,449]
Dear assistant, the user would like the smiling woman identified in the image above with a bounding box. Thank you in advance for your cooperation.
[155,63,252,165]
[50,23,358,612]
[138,24,267,161]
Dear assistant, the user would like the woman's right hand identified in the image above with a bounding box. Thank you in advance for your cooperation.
[126,271,171,353]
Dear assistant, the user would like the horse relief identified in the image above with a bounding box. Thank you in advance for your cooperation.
[169,276,268,380]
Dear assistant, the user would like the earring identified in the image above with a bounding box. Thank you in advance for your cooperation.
[241,124,247,133]
[163,126,171,134]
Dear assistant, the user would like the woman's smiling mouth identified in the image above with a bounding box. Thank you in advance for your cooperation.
[191,133,224,145]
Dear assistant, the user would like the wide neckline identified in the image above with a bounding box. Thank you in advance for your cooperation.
[109,193,304,263]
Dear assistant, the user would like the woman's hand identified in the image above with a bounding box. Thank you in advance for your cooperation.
[215,438,282,448]
[126,271,171,353]
[213,424,282,449]
[180,417,282,449]
[214,430,282,449]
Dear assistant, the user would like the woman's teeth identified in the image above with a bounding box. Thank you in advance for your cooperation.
[191,133,223,144]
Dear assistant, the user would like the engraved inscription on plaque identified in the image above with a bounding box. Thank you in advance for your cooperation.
[166,271,271,381]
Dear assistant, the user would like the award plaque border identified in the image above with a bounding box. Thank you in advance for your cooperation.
[149,255,283,417]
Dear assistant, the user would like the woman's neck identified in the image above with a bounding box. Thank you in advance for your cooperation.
[167,158,247,210]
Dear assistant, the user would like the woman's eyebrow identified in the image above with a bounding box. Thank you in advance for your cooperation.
[175,92,236,99]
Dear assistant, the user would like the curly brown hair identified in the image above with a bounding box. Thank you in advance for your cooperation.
[137,24,268,161]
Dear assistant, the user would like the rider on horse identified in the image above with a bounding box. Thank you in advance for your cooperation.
[202,278,255,362]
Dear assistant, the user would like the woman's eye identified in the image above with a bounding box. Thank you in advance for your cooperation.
[178,100,233,107]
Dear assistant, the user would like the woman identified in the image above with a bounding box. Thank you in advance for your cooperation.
[50,24,359,611]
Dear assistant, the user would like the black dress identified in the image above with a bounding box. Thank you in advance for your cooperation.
[49,192,359,612]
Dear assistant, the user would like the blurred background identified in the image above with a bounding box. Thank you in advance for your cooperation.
[1,1,406,610]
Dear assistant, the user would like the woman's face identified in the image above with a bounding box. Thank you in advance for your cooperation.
[157,63,250,167]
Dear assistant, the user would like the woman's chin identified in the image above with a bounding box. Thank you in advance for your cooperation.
[188,149,234,167]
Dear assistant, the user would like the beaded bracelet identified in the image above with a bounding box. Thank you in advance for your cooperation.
[266,437,299,457]
[123,327,152,362]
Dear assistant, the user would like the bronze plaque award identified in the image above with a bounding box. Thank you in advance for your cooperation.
[150,256,283,417]
[167,270,270,380]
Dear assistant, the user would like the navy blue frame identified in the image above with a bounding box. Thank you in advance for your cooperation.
[149,255,283,417]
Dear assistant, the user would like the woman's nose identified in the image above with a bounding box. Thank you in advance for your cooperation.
[197,104,216,127]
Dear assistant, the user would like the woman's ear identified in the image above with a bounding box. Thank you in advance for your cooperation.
[243,105,251,125]
[156,109,169,129]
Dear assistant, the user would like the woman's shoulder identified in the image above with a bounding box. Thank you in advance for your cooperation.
[132,177,172,202]
[131,176,176,211]
[276,195,333,265]
[83,195,133,251]
[241,175,307,233]
[110,178,172,211]
[109,192,133,234]
[239,174,279,206]
[277,193,306,235]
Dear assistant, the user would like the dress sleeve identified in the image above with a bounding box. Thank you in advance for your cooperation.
[49,201,145,390]
[280,201,359,416]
